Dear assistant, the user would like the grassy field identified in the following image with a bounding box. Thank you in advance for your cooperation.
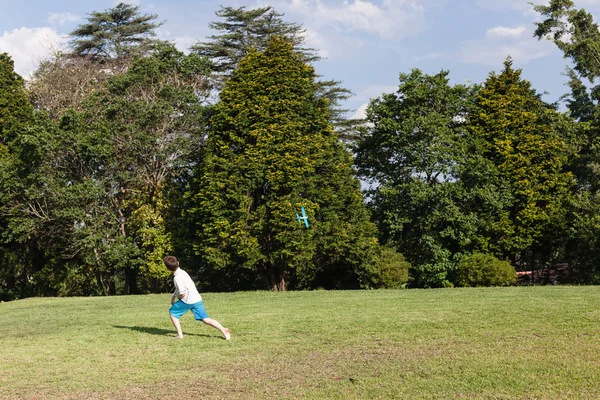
[1,287,599,399]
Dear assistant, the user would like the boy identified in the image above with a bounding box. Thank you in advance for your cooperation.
[163,256,231,340]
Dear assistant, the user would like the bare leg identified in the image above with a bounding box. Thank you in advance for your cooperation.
[202,318,231,340]
[170,314,184,339]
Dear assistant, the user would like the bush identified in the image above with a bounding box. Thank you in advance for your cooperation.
[362,246,410,289]
[456,253,517,287]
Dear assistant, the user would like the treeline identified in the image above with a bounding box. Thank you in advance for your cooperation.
[1,1,599,300]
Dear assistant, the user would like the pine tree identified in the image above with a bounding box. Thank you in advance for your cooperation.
[187,37,381,291]
[192,6,355,137]
[192,6,316,75]
[69,3,162,60]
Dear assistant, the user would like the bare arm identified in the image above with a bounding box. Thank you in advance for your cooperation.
[171,290,187,304]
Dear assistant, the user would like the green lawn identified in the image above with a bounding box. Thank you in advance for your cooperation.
[1,287,599,399]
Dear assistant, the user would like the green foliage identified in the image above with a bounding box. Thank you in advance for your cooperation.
[1,44,210,297]
[533,0,600,82]
[191,6,316,75]
[0,53,33,145]
[355,69,484,287]
[456,253,517,287]
[531,0,600,281]
[69,2,163,60]
[361,246,410,289]
[188,36,379,291]
[470,59,573,264]
[192,6,354,137]
[0,54,40,301]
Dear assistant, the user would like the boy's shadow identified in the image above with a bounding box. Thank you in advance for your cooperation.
[113,325,213,338]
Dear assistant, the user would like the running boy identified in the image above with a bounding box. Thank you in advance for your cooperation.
[164,256,231,340]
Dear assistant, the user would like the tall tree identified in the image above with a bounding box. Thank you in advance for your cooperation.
[30,3,164,119]
[470,59,573,268]
[0,54,33,146]
[192,6,316,75]
[69,2,163,60]
[187,37,387,291]
[0,54,49,300]
[354,69,489,287]
[533,0,600,281]
[191,6,355,137]
[3,44,211,297]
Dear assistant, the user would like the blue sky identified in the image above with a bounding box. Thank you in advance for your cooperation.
[1,0,600,117]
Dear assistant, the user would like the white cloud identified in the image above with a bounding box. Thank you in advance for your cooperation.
[172,36,195,52]
[486,26,527,39]
[477,0,600,13]
[348,84,398,117]
[356,84,398,100]
[459,25,553,66]
[301,28,330,59]
[351,103,368,119]
[413,51,446,62]
[273,0,434,40]
[48,12,80,26]
[0,27,66,78]
[475,0,535,11]
[262,0,450,61]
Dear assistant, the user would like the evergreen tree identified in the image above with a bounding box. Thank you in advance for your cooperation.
[470,59,573,267]
[0,54,33,146]
[0,54,47,300]
[69,2,163,60]
[187,37,385,291]
[192,6,316,75]
[192,6,355,137]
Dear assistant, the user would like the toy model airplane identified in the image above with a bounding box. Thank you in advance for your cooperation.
[296,206,309,228]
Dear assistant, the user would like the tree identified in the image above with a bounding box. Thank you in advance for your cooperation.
[29,3,164,119]
[192,6,316,75]
[192,6,355,137]
[470,59,573,268]
[69,2,163,60]
[532,0,600,281]
[2,44,211,297]
[28,53,124,120]
[354,69,489,287]
[0,54,33,146]
[533,0,600,82]
[187,37,382,291]
[0,54,37,300]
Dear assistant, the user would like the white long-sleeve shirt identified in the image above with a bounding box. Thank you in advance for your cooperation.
[173,268,202,304]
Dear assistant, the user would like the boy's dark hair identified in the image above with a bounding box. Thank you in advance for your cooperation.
[163,256,179,271]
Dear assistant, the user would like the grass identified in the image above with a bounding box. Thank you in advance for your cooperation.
[1,286,600,399]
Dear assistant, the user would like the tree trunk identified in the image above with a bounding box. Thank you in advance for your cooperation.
[267,265,287,292]
[125,267,138,295]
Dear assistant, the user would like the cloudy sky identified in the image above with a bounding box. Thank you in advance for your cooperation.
[1,0,600,117]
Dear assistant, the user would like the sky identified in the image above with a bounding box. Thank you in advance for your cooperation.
[1,0,600,118]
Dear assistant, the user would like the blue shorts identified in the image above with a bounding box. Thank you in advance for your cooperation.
[169,299,209,320]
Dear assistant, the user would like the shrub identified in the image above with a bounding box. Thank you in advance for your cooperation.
[456,253,516,287]
[362,246,410,289]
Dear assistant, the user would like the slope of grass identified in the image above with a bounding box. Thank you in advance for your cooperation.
[1,286,599,399]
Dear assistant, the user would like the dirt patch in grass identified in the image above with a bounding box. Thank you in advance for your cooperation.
[58,342,415,400]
